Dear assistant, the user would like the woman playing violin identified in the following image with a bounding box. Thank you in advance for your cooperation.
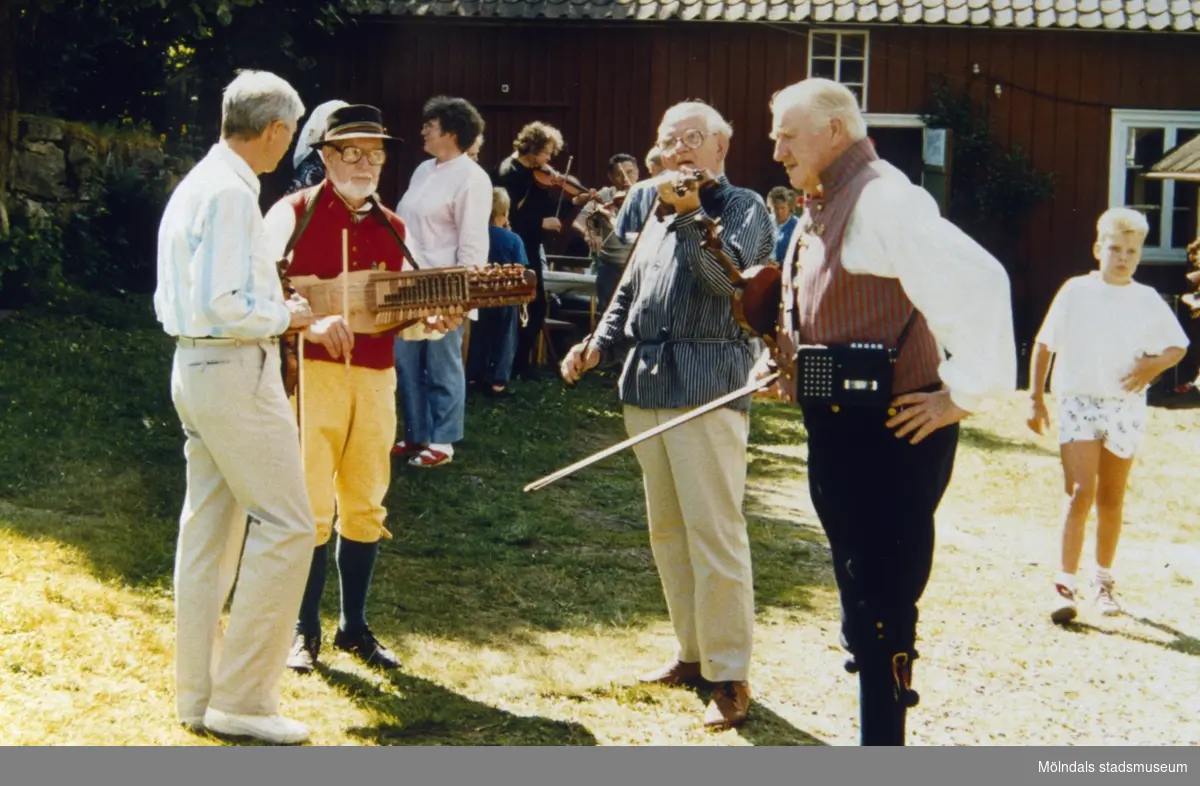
[494,121,569,379]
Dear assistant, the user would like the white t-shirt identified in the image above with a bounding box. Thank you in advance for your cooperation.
[1036,271,1190,399]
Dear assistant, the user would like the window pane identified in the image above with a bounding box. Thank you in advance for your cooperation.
[841,33,866,58]
[839,60,864,84]
[847,85,864,108]
[812,34,836,58]
[811,58,836,79]
[1170,128,1200,249]
[1122,127,1165,247]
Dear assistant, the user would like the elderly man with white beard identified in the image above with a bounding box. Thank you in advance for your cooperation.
[263,104,458,674]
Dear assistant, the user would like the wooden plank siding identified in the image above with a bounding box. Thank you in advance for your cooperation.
[305,18,1200,345]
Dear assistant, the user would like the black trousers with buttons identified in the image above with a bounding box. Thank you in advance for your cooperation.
[801,399,958,745]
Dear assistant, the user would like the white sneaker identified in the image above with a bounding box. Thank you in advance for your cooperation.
[202,708,309,744]
[1095,579,1122,616]
[1050,583,1077,624]
[179,715,205,731]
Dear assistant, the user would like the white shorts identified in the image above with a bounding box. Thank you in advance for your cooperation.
[1057,394,1146,459]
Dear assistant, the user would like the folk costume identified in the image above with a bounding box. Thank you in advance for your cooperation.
[777,138,1016,745]
[262,105,409,673]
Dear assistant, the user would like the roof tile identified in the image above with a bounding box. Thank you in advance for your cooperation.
[371,0,1200,31]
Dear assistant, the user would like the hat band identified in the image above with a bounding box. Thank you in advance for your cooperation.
[326,122,387,138]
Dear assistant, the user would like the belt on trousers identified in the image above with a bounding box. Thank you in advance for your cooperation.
[176,336,279,348]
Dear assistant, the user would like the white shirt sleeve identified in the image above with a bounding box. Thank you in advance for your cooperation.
[455,167,493,269]
[1034,279,1073,354]
[1143,290,1191,355]
[842,168,1018,412]
[190,187,289,338]
[261,197,298,263]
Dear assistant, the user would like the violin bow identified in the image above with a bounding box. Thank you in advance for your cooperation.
[527,371,780,492]
[554,155,575,221]
[565,188,662,386]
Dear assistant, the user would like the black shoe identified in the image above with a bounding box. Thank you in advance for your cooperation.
[287,631,321,674]
[333,627,401,670]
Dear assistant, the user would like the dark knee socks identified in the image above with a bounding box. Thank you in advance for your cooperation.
[296,543,329,636]
[336,535,380,636]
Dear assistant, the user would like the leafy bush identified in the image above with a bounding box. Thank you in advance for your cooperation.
[0,165,169,310]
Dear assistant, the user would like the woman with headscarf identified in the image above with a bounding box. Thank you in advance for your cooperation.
[287,100,349,194]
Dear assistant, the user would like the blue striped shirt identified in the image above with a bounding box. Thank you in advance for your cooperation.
[154,141,290,339]
[592,175,775,412]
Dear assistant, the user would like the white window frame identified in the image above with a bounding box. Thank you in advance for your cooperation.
[1108,109,1200,264]
[808,29,870,111]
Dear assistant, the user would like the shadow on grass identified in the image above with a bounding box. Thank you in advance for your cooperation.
[736,702,829,747]
[1065,614,1195,657]
[1061,615,1200,657]
[322,666,598,746]
[0,305,832,650]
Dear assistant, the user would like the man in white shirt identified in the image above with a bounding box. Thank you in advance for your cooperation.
[765,78,1017,746]
[154,70,317,745]
[393,96,492,468]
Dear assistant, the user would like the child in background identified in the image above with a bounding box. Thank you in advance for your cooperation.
[467,187,529,397]
[1027,207,1188,623]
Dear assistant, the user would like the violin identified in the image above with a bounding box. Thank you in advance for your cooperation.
[695,215,782,342]
[654,169,717,219]
[533,165,588,199]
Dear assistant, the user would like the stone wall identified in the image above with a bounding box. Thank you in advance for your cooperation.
[10,115,192,227]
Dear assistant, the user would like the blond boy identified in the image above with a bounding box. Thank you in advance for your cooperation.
[1028,207,1188,622]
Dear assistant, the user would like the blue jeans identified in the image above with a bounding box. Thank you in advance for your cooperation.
[467,306,518,387]
[393,325,466,445]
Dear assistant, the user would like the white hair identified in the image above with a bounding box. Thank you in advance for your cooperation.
[772,78,867,141]
[221,70,305,140]
[1097,207,1150,238]
[659,101,734,140]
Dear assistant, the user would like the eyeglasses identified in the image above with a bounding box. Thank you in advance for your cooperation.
[657,129,707,153]
[331,145,387,166]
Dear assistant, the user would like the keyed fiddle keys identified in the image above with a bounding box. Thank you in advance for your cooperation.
[287,264,537,335]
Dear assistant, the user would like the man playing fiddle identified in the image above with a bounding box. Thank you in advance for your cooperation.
[561,101,774,730]
[494,121,570,378]
[572,152,640,314]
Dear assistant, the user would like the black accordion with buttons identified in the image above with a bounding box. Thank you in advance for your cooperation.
[786,310,919,409]
[793,342,898,409]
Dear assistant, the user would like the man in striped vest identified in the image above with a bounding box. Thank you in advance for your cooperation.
[766,79,1017,745]
[562,101,775,730]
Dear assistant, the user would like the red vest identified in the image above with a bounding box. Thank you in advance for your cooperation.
[781,139,941,397]
[282,183,410,370]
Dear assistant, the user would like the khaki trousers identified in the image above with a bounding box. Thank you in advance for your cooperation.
[170,341,316,721]
[294,359,397,546]
[623,404,755,683]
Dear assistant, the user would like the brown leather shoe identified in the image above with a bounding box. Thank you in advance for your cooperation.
[637,660,705,687]
[704,681,751,729]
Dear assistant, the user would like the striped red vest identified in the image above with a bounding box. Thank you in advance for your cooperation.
[779,139,941,400]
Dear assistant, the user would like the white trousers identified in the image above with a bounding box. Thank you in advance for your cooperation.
[624,404,755,683]
[170,340,316,721]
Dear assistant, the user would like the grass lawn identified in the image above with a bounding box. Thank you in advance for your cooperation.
[1,297,1197,746]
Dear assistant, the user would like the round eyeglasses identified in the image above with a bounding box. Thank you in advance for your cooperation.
[332,145,387,166]
[658,129,707,153]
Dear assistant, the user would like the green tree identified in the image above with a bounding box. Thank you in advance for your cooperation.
[0,0,361,235]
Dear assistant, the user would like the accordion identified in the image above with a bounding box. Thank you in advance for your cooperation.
[286,264,537,334]
[790,342,899,409]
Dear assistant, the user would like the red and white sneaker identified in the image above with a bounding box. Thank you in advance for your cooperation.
[391,440,426,458]
[1050,583,1077,624]
[409,447,453,468]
